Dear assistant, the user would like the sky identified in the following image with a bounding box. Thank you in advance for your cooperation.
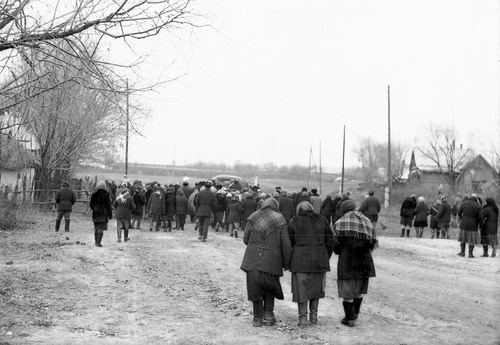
[112,0,500,171]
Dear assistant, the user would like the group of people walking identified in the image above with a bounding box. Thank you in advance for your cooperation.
[399,193,498,258]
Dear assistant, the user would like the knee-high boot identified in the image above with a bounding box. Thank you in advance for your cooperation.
[353,297,363,320]
[298,301,308,326]
[117,228,122,242]
[468,244,475,258]
[94,231,99,247]
[124,229,129,241]
[55,219,61,232]
[400,229,405,237]
[263,294,276,325]
[309,298,319,324]
[252,300,263,327]
[436,229,440,239]
[481,245,488,257]
[492,245,497,258]
[406,229,410,238]
[341,301,356,327]
[457,243,465,256]
[97,232,103,247]
[64,219,71,232]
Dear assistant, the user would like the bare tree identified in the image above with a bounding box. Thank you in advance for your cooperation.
[355,137,379,189]
[375,141,408,184]
[417,123,474,193]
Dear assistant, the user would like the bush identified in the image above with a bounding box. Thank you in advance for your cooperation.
[0,193,45,230]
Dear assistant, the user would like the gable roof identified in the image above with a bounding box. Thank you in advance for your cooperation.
[456,154,499,181]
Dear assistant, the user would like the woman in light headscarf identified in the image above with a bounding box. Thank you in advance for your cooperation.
[240,198,292,327]
[481,198,498,258]
[333,200,378,327]
[288,201,334,326]
[413,196,429,238]
[89,181,113,247]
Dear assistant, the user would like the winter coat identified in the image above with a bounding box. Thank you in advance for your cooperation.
[458,199,484,232]
[333,237,376,280]
[113,195,136,221]
[146,191,164,215]
[132,191,146,216]
[320,196,334,219]
[175,195,189,216]
[194,188,217,217]
[163,193,176,217]
[240,223,292,276]
[226,200,242,223]
[400,197,416,218]
[213,194,227,214]
[429,202,440,229]
[359,196,381,217]
[482,205,499,235]
[55,186,76,212]
[288,211,334,273]
[436,201,452,226]
[278,196,295,222]
[413,202,429,223]
[90,189,113,223]
[241,197,258,222]
[310,195,323,214]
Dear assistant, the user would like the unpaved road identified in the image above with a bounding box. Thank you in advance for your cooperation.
[1,214,499,345]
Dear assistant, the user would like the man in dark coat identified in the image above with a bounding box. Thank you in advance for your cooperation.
[175,191,189,230]
[194,182,217,242]
[320,195,334,226]
[55,181,77,232]
[457,195,484,258]
[358,190,381,228]
[278,192,296,222]
[400,194,417,238]
[436,196,452,239]
[241,192,258,230]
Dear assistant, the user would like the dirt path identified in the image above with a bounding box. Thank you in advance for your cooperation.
[1,215,499,344]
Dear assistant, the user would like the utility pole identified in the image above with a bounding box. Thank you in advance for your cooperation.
[125,79,129,177]
[319,141,322,195]
[341,125,345,194]
[387,85,392,207]
[307,146,312,189]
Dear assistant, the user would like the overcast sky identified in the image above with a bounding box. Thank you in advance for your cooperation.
[115,0,500,170]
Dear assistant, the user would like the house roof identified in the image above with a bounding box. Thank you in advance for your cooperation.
[456,154,499,181]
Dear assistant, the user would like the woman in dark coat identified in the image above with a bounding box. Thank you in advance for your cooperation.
[481,198,498,258]
[241,192,258,230]
[288,201,334,326]
[89,181,113,247]
[400,194,417,238]
[333,200,377,328]
[163,188,176,231]
[175,191,189,230]
[320,195,334,226]
[457,195,484,258]
[226,195,242,237]
[131,187,146,230]
[146,186,164,231]
[240,198,292,327]
[436,196,452,239]
[413,196,429,238]
[429,198,441,239]
[112,188,136,242]
[278,191,296,222]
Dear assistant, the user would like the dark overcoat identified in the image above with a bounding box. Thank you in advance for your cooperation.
[90,189,113,223]
[241,197,258,222]
[55,186,76,212]
[113,195,136,221]
[458,199,484,232]
[482,205,499,235]
[359,196,381,217]
[333,237,376,280]
[195,188,217,217]
[278,196,295,222]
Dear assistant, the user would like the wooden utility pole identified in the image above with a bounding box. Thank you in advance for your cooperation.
[307,146,312,188]
[341,125,345,194]
[387,85,392,207]
[125,79,129,177]
[319,141,322,195]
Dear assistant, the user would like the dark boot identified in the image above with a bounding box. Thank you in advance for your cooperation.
[457,243,465,256]
[124,229,129,241]
[309,298,319,324]
[64,219,71,232]
[353,297,363,320]
[492,246,497,258]
[97,232,103,247]
[431,229,435,239]
[341,301,356,327]
[252,300,263,327]
[117,228,122,242]
[263,294,276,325]
[481,245,488,257]
[468,245,475,258]
[406,229,410,238]
[436,229,440,239]
[55,219,61,232]
[400,229,405,237]
[94,231,99,247]
[298,302,308,326]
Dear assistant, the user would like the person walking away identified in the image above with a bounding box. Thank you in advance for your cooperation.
[436,196,452,239]
[278,191,296,222]
[400,194,417,237]
[175,191,189,230]
[481,198,498,258]
[131,186,146,230]
[163,188,176,231]
[226,194,243,238]
[241,192,258,231]
[358,190,382,229]
[213,190,227,231]
[240,198,292,327]
[288,201,334,326]
[333,200,377,327]
[457,195,484,258]
[429,198,441,239]
[55,181,76,232]
[320,195,334,227]
[146,185,164,231]
[112,188,136,242]
[413,196,429,238]
[310,189,323,214]
[194,181,217,242]
[89,181,113,247]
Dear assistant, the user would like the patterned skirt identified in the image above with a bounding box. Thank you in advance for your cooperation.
[457,229,480,245]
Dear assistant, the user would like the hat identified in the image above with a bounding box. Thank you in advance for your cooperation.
[205,181,212,187]
[226,193,232,198]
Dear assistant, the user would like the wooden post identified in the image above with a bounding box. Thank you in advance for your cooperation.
[387,85,392,207]
[341,125,345,194]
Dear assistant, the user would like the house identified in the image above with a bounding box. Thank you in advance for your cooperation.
[456,154,499,195]
[407,149,451,189]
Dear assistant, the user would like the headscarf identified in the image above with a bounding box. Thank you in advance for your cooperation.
[334,200,377,246]
[484,198,499,214]
[96,181,106,190]
[296,201,314,215]
[116,188,130,203]
[246,197,286,235]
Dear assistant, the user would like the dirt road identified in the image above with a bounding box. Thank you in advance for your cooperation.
[1,215,499,344]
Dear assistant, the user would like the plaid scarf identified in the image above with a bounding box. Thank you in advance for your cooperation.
[333,210,378,246]
[247,198,287,235]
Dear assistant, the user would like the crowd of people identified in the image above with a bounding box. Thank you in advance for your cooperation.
[53,177,498,328]
[399,193,498,258]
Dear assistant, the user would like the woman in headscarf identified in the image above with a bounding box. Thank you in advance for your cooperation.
[429,198,441,239]
[112,188,136,242]
[413,196,429,238]
[240,198,292,327]
[457,195,483,258]
[89,181,113,247]
[288,201,334,326]
[333,200,378,327]
[481,198,498,258]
